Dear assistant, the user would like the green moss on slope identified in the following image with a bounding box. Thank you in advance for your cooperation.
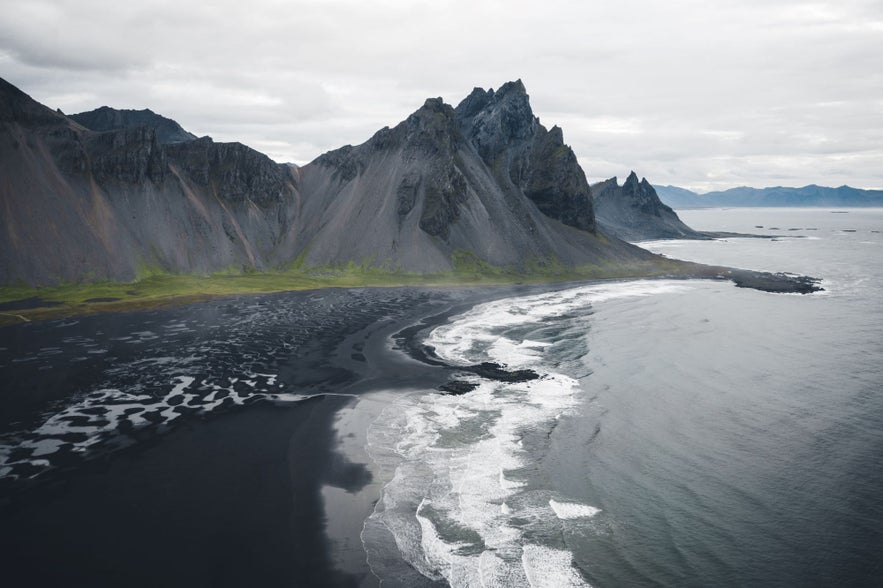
[0,255,691,325]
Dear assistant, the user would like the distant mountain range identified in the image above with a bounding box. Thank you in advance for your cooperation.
[654,184,883,208]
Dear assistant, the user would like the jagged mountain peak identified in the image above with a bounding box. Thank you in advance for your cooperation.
[593,172,704,241]
[455,79,527,114]
[547,125,564,143]
[499,78,527,94]
[312,94,463,178]
[455,80,536,156]
[406,97,458,133]
[452,81,593,232]
[621,172,657,198]
[417,96,449,112]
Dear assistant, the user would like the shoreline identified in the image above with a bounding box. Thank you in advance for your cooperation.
[0,284,526,586]
[0,256,822,327]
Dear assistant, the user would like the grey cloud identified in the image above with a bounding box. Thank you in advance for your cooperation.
[1,0,881,189]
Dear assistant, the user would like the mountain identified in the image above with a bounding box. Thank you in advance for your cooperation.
[0,77,654,286]
[653,185,705,208]
[292,80,635,272]
[592,173,707,241]
[0,76,299,285]
[69,106,197,144]
[655,184,883,208]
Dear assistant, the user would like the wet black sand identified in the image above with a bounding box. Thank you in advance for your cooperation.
[0,286,517,587]
[1,400,343,587]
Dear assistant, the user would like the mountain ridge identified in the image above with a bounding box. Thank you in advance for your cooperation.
[70,106,198,144]
[655,184,883,208]
[0,76,653,286]
[0,77,300,285]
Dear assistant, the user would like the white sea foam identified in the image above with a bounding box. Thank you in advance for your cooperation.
[365,282,696,586]
[549,499,601,520]
[522,544,591,587]
[428,281,690,367]
[0,370,296,481]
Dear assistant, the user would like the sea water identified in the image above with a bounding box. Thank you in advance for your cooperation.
[363,208,883,587]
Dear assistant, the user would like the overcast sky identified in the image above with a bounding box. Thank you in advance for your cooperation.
[2,0,881,191]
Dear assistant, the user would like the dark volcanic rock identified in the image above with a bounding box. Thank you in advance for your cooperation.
[164,137,293,205]
[313,144,364,182]
[463,361,539,383]
[84,126,166,184]
[70,106,197,144]
[454,80,595,232]
[592,172,708,241]
[456,81,535,164]
[521,125,594,232]
[396,172,421,216]
[727,270,823,294]
[400,98,470,239]
[419,165,468,239]
[439,380,480,395]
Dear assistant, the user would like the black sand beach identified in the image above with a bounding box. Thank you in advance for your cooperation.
[0,285,524,587]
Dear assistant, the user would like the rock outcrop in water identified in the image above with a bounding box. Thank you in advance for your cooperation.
[592,172,708,241]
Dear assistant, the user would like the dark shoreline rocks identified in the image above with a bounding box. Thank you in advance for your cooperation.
[726,270,823,294]
[462,361,539,382]
[440,380,480,395]
[439,362,540,395]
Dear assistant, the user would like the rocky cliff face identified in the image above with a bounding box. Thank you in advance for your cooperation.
[1,77,656,286]
[0,77,299,285]
[69,106,197,144]
[592,172,705,241]
[454,81,594,232]
[164,137,293,205]
[83,126,167,184]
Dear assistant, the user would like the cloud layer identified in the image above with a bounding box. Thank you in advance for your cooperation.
[2,0,881,191]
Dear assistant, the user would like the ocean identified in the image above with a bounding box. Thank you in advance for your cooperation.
[355,208,883,587]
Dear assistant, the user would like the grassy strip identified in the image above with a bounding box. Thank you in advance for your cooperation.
[0,257,691,326]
